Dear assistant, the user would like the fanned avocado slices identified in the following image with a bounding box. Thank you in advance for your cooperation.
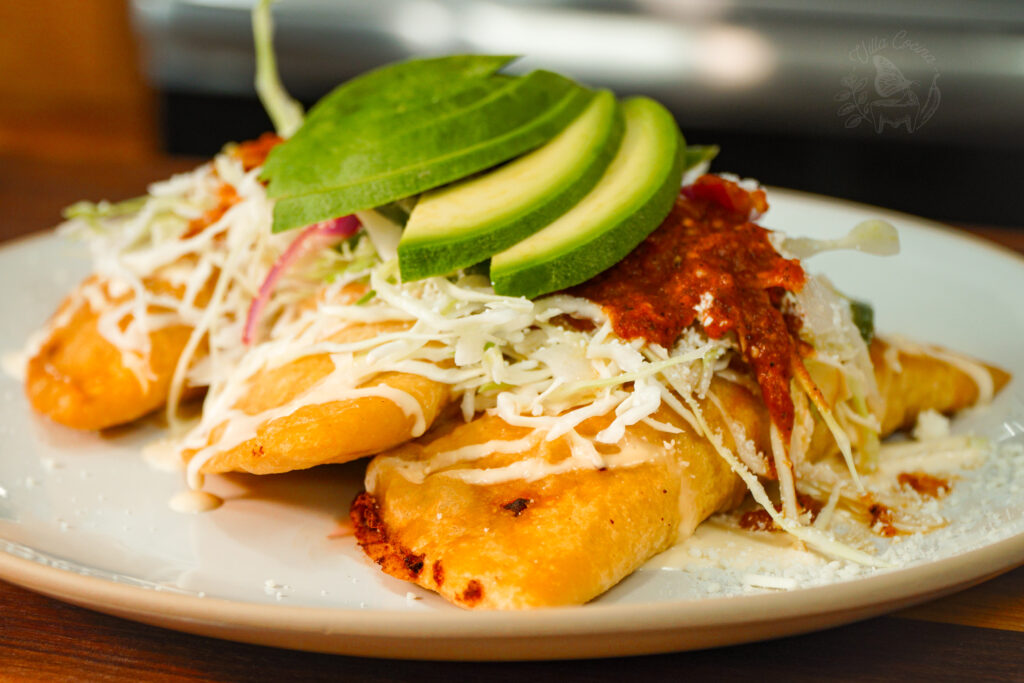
[259,54,705,302]
[261,56,593,233]
[489,97,686,299]
[398,91,623,281]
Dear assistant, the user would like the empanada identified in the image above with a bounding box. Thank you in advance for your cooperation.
[353,340,1008,609]
[26,273,206,430]
[184,319,452,475]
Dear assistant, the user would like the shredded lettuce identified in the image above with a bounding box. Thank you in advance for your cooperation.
[372,200,414,227]
[63,196,147,222]
[253,0,304,138]
[354,210,403,262]
[849,299,874,343]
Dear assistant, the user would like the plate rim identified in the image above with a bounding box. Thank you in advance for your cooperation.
[1,532,1020,659]
[1,188,1022,659]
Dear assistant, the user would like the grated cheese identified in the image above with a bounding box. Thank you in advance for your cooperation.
[41,154,1002,569]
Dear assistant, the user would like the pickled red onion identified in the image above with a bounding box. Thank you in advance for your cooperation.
[242,215,360,344]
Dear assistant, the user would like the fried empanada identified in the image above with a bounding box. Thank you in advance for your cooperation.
[352,340,1009,609]
[804,339,1010,461]
[25,274,203,430]
[186,320,452,475]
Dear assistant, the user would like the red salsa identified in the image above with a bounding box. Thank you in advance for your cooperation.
[182,133,283,239]
[572,174,806,438]
[898,472,950,498]
[233,132,283,172]
[182,183,240,238]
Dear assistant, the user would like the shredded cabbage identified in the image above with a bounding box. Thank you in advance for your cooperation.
[253,0,304,138]
[54,154,910,566]
[52,153,315,429]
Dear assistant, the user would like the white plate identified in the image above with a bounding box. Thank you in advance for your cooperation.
[1,189,1022,660]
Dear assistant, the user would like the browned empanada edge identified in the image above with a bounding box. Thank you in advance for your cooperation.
[351,491,486,608]
[349,340,1012,609]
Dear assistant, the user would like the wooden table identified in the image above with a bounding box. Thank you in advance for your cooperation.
[1,155,1021,681]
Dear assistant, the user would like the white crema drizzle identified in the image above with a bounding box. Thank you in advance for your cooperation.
[54,153,321,402]
[42,155,995,562]
[178,247,734,489]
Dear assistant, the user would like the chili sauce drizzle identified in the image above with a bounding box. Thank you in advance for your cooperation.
[183,134,284,239]
[234,132,283,172]
[573,174,806,440]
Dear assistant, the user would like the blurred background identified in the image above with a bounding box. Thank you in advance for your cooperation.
[1,0,1022,233]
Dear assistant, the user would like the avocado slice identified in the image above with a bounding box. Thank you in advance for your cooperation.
[490,97,685,299]
[301,55,516,124]
[397,91,623,281]
[264,69,593,233]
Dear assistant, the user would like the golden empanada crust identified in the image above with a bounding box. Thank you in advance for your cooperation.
[191,320,451,475]
[26,275,200,430]
[354,340,1009,609]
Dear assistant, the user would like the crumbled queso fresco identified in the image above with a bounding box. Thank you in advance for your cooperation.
[642,428,1024,595]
